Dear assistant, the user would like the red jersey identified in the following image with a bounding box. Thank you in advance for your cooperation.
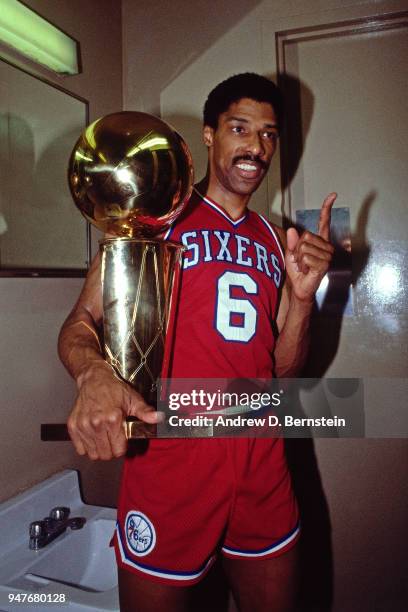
[164,189,285,379]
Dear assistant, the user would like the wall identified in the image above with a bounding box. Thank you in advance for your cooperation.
[0,0,123,505]
[122,0,262,115]
[123,1,408,610]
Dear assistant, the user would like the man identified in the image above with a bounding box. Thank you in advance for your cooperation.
[59,73,335,611]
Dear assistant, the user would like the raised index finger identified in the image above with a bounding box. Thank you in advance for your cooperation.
[318,192,337,241]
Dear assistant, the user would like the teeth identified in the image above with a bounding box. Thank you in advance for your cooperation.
[236,163,258,171]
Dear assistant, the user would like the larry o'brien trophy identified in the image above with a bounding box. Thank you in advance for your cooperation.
[42,111,193,442]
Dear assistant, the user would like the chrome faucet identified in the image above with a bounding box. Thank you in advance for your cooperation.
[29,507,86,550]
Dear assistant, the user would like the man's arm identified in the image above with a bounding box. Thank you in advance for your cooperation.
[273,193,336,377]
[58,254,159,461]
[274,278,313,377]
[59,253,106,383]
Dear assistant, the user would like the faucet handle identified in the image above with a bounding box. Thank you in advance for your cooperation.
[49,506,70,521]
[29,520,46,538]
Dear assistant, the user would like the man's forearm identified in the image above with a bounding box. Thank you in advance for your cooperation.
[58,312,109,387]
[274,296,313,377]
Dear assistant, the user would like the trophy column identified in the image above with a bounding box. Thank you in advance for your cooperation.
[101,237,184,406]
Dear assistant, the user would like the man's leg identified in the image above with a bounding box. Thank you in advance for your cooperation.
[118,567,192,612]
[222,543,299,612]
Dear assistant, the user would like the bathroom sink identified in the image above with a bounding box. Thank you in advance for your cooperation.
[0,471,119,611]
[19,518,117,591]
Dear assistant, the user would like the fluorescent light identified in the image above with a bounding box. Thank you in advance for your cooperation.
[0,0,79,75]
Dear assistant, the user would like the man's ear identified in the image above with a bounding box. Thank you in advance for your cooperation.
[203,125,214,147]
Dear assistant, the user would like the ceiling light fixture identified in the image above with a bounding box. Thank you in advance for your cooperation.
[0,0,79,75]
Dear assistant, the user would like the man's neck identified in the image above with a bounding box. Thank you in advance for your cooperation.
[195,177,249,220]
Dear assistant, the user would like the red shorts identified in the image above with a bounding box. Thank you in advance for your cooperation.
[113,437,300,586]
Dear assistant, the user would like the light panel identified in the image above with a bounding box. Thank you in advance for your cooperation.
[0,0,78,75]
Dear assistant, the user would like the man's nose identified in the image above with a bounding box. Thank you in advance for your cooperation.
[245,132,265,156]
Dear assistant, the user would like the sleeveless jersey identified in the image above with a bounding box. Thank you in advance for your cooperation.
[164,191,285,378]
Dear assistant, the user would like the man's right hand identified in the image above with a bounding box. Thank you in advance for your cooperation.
[67,360,160,460]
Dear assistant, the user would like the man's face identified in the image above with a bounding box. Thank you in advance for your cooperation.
[204,97,279,197]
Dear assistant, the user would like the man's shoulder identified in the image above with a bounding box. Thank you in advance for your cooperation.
[272,223,286,248]
[248,209,286,249]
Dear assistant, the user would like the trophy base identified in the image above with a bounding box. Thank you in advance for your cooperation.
[124,417,157,439]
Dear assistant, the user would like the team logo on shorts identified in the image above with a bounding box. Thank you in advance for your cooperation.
[125,511,156,556]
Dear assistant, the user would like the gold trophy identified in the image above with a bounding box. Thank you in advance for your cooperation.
[67,111,193,437]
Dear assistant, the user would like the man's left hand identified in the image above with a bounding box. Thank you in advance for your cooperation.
[285,193,337,303]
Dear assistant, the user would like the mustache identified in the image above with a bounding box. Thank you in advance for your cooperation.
[232,155,268,170]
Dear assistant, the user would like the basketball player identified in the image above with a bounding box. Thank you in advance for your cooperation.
[58,73,336,611]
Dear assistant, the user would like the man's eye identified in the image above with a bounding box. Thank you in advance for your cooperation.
[263,131,278,142]
[232,126,245,134]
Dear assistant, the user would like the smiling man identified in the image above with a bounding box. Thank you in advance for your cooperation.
[204,97,278,203]
[59,73,336,611]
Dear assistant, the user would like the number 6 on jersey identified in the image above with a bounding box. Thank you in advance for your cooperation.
[215,271,258,342]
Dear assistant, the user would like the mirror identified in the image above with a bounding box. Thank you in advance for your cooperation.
[0,58,89,276]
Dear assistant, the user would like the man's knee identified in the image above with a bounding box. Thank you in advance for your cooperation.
[222,544,300,612]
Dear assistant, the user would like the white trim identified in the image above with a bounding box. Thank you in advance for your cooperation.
[162,227,172,240]
[116,524,214,581]
[258,214,285,267]
[193,187,247,227]
[222,524,300,558]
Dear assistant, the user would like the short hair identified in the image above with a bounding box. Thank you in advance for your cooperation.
[203,72,283,129]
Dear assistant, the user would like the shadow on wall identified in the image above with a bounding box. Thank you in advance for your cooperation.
[0,115,34,260]
[289,195,373,610]
[0,116,86,269]
[275,73,373,611]
[124,0,263,114]
[164,112,207,182]
[270,72,315,218]
[272,73,333,612]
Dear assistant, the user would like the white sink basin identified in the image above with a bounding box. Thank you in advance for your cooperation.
[0,471,119,611]
[19,518,117,591]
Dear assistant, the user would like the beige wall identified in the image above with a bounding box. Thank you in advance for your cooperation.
[122,0,262,115]
[122,1,407,610]
[0,0,123,505]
